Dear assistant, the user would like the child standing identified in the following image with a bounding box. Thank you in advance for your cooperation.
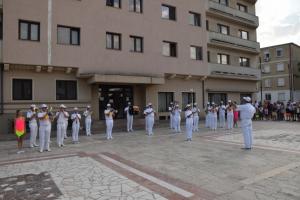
[15,110,26,154]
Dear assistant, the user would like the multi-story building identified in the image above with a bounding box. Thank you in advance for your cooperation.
[0,0,260,133]
[257,43,300,103]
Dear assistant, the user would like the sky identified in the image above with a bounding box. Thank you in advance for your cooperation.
[256,0,300,48]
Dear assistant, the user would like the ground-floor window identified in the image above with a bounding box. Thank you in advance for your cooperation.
[208,93,227,105]
[265,93,271,101]
[12,79,32,100]
[182,92,196,109]
[56,80,77,100]
[158,92,174,112]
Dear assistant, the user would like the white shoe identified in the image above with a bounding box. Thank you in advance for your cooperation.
[46,148,51,152]
[34,144,39,147]
[30,145,34,148]
[17,150,24,154]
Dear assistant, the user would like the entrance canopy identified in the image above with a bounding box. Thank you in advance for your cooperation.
[87,74,165,85]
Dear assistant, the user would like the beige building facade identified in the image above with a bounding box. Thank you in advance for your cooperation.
[257,43,300,103]
[0,0,260,134]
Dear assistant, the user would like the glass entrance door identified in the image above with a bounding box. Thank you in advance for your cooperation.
[98,85,133,120]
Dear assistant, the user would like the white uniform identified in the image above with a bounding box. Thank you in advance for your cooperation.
[55,111,69,146]
[227,106,234,129]
[192,107,200,132]
[207,106,213,128]
[71,113,81,142]
[185,110,193,140]
[173,108,181,133]
[211,108,218,130]
[168,106,174,129]
[237,103,256,149]
[83,110,92,136]
[219,105,226,128]
[105,109,114,139]
[27,110,38,147]
[124,106,133,132]
[64,116,69,138]
[38,112,51,152]
[144,107,155,135]
[205,106,210,128]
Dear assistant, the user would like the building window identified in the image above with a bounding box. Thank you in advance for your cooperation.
[264,79,271,88]
[277,78,285,87]
[238,30,249,40]
[129,0,142,13]
[264,51,270,62]
[182,92,196,109]
[56,80,77,100]
[237,3,247,12]
[106,32,121,50]
[162,41,177,57]
[276,63,284,72]
[206,20,209,31]
[158,92,174,112]
[265,93,271,101]
[189,12,201,27]
[263,65,270,73]
[190,46,202,60]
[239,57,250,67]
[218,24,229,35]
[106,0,121,8]
[57,25,80,45]
[12,79,33,100]
[161,4,176,21]
[130,36,143,53]
[19,20,40,41]
[276,48,283,57]
[278,93,285,101]
[219,0,228,6]
[208,93,227,105]
[207,51,210,62]
[217,54,229,65]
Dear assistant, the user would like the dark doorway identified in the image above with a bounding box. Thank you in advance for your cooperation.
[208,93,227,105]
[99,85,133,120]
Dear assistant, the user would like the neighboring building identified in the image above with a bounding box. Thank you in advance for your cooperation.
[0,0,260,133]
[257,43,300,103]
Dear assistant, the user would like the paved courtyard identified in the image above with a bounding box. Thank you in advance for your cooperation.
[0,121,300,200]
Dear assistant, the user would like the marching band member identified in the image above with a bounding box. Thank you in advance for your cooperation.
[211,103,218,131]
[124,102,134,132]
[227,100,234,130]
[71,107,81,144]
[185,104,193,141]
[205,102,212,128]
[144,103,155,136]
[168,102,175,129]
[105,104,117,140]
[83,105,93,136]
[173,104,181,133]
[219,101,226,128]
[27,105,39,148]
[55,104,69,147]
[236,97,256,150]
[38,104,52,153]
[192,103,200,132]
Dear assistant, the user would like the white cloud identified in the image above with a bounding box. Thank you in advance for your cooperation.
[257,0,300,47]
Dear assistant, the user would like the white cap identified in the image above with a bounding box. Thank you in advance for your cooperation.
[148,103,152,106]
[60,104,66,108]
[41,104,48,108]
[74,107,78,111]
[30,104,36,108]
[194,103,197,106]
[107,104,111,107]
[128,102,131,105]
[87,105,91,108]
[186,104,191,108]
[228,100,232,103]
[212,102,215,105]
[207,102,210,105]
[170,102,174,105]
[175,104,179,107]
[243,97,251,102]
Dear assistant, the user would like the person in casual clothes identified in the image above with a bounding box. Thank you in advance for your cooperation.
[233,101,239,128]
[27,105,39,148]
[15,110,26,154]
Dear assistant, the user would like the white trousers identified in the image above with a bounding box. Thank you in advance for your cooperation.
[147,117,154,135]
[227,113,234,129]
[174,116,181,133]
[64,121,68,138]
[186,118,193,139]
[106,119,113,139]
[57,122,65,146]
[170,114,173,129]
[72,122,80,142]
[241,119,253,148]
[211,114,218,130]
[29,122,38,147]
[219,113,225,128]
[205,114,211,128]
[193,116,199,131]
[127,115,133,131]
[39,125,51,151]
[85,118,92,136]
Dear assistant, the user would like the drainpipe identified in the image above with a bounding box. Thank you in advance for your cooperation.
[0,63,3,115]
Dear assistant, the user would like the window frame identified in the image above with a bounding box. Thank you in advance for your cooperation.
[57,25,81,46]
[190,46,203,61]
[182,92,196,110]
[161,4,176,21]
[238,29,249,40]
[106,0,121,8]
[276,63,285,72]
[18,19,40,41]
[219,0,228,6]
[158,92,174,112]
[129,0,143,13]
[218,24,230,35]
[237,3,248,12]
[189,11,201,27]
[130,35,143,53]
[264,79,271,88]
[277,78,285,87]
[162,41,177,57]
[239,57,250,67]
[56,80,78,101]
[217,53,230,65]
[276,48,283,57]
[12,78,33,101]
[106,32,122,50]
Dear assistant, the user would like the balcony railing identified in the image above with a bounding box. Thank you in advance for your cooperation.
[208,0,259,27]
[208,63,261,80]
[208,31,260,53]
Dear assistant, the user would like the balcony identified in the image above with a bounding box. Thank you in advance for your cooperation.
[207,0,259,28]
[208,31,260,54]
[208,63,261,81]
